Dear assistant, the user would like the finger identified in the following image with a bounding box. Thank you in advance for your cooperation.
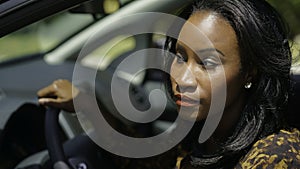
[38,98,64,109]
[39,98,74,112]
[37,84,57,97]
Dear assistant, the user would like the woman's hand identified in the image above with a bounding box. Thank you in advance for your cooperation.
[37,79,80,112]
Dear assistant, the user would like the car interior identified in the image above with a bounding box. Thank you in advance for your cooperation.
[0,0,188,168]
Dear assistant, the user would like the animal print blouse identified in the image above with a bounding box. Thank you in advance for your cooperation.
[109,128,300,169]
[177,128,300,169]
[235,128,300,168]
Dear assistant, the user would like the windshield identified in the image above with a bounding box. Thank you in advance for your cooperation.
[0,0,135,64]
[0,11,95,63]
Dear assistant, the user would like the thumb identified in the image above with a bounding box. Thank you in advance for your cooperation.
[38,98,74,112]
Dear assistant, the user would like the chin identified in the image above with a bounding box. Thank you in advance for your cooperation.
[177,106,206,122]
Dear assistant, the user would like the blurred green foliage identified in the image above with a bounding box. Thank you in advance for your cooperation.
[269,0,300,64]
[268,0,300,37]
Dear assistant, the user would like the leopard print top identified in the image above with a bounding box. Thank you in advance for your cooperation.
[178,128,300,169]
[109,128,300,169]
[235,128,300,169]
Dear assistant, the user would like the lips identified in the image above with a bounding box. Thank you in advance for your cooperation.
[174,94,200,107]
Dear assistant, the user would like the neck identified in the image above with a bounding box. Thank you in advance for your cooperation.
[198,93,247,154]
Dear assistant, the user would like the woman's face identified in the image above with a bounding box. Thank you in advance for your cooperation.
[170,11,247,121]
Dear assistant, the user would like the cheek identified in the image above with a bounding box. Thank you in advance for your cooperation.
[222,68,245,106]
[169,60,191,92]
[170,60,184,79]
[203,66,243,107]
[170,61,178,91]
[170,77,177,93]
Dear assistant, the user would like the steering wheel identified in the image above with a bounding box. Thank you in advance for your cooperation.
[45,107,104,169]
[45,107,71,169]
[45,107,110,169]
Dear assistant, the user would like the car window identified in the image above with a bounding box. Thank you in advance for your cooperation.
[81,35,136,70]
[0,0,136,64]
[0,11,95,63]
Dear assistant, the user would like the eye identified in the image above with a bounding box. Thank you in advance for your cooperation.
[203,58,217,66]
[175,53,186,64]
[200,57,220,69]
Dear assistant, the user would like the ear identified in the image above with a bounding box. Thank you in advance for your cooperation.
[244,67,257,85]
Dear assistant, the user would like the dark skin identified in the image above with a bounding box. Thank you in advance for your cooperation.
[38,10,254,168]
[38,79,79,112]
[171,11,251,149]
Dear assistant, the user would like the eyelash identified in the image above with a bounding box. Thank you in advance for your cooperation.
[201,58,219,68]
[175,53,186,63]
[175,53,219,69]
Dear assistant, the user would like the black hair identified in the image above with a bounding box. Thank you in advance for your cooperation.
[164,0,292,168]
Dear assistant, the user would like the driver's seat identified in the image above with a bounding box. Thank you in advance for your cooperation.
[287,74,300,129]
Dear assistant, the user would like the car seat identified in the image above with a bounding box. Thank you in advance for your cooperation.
[287,74,300,129]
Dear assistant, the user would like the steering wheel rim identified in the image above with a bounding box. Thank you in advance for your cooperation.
[45,107,70,169]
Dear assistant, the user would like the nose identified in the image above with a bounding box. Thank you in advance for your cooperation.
[174,65,197,93]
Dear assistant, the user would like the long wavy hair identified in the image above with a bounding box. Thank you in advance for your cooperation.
[164,0,292,168]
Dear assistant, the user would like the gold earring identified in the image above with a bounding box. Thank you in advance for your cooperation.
[245,82,252,89]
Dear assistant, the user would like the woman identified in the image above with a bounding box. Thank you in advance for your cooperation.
[38,0,300,168]
[164,0,299,168]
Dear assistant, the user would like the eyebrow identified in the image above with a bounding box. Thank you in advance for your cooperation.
[196,48,225,57]
[176,43,225,57]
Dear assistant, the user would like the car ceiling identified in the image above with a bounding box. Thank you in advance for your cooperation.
[0,0,89,37]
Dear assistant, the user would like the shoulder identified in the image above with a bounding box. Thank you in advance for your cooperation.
[236,128,300,168]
